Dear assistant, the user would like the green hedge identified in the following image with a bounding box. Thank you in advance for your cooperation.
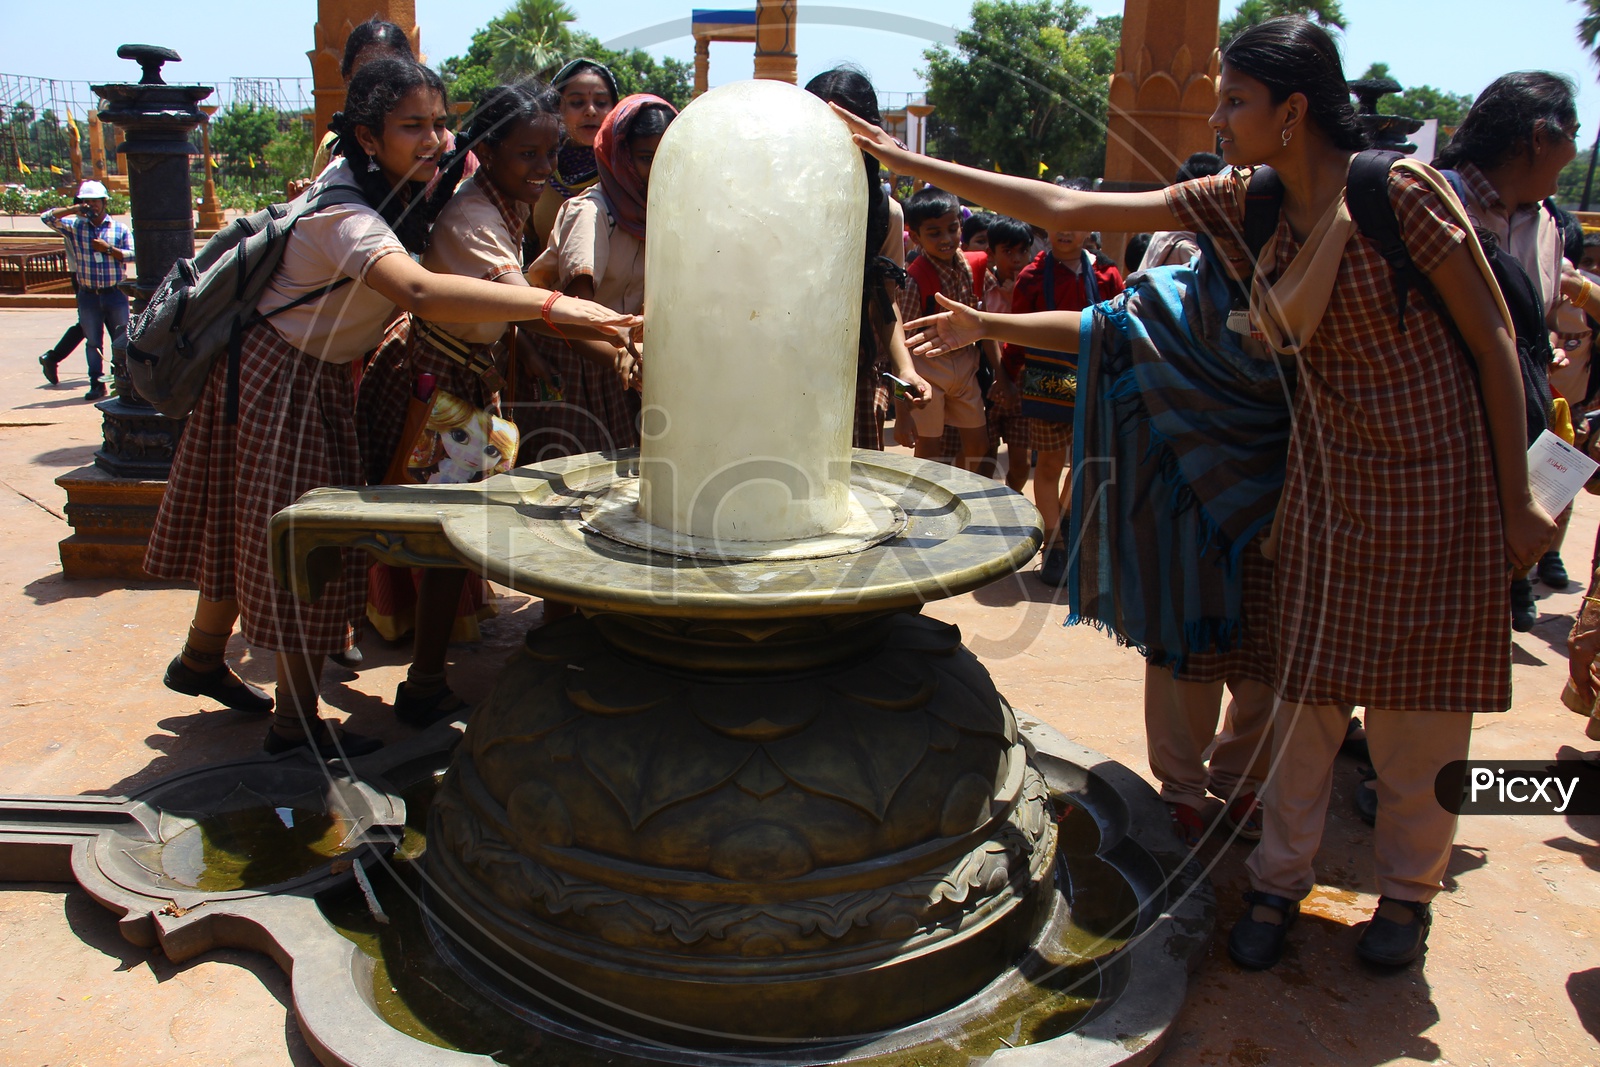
[0,185,131,215]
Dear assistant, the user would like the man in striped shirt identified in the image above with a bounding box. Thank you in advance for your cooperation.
[40,180,134,401]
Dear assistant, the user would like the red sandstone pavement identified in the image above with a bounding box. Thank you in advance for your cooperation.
[0,307,1595,1066]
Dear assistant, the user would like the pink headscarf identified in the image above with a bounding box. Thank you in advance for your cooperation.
[593,93,676,241]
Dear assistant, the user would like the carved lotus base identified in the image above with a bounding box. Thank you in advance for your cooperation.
[426,609,1058,1046]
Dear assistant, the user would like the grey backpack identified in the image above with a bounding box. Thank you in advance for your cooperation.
[126,183,368,422]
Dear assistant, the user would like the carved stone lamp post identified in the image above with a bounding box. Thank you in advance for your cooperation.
[1349,77,1424,155]
[56,45,211,580]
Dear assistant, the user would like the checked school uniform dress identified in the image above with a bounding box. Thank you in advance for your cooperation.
[521,186,643,461]
[1169,166,1503,904]
[146,159,405,656]
[354,172,530,642]
[898,251,989,438]
[853,196,907,450]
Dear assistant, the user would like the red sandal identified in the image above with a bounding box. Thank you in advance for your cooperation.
[1167,802,1205,848]
[1222,791,1263,841]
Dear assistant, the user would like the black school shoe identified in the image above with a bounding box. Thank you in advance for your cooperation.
[1037,546,1069,587]
[1537,552,1570,590]
[1227,890,1299,970]
[84,380,107,402]
[1356,897,1432,967]
[39,353,60,385]
[1510,578,1537,632]
[164,656,274,714]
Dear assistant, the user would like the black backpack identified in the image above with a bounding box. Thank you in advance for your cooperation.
[1243,149,1554,446]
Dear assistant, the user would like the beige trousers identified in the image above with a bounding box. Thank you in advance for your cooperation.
[1247,703,1472,903]
[1144,665,1276,810]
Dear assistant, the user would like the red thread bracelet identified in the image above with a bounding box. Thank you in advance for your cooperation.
[541,291,566,337]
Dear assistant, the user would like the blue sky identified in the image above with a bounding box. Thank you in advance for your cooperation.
[4,1,1597,130]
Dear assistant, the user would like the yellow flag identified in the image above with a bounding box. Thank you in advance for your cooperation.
[248,155,256,169]
[17,154,30,175]
[1037,161,1050,177]
[993,161,1002,173]
[66,109,79,140]
[49,165,62,174]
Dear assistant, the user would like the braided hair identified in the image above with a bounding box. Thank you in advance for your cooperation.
[805,67,906,375]
[436,80,561,192]
[329,57,456,254]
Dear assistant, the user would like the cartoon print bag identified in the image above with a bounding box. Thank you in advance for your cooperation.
[383,377,519,485]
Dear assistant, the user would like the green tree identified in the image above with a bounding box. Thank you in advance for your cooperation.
[922,1,1120,179]
[211,103,279,181]
[1220,0,1346,45]
[264,119,314,182]
[488,0,576,81]
[438,8,693,111]
[1577,0,1600,68]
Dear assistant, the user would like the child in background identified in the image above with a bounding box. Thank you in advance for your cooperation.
[804,67,931,449]
[1008,193,1123,585]
[532,59,620,249]
[962,211,996,252]
[898,188,1015,471]
[985,215,1039,492]
[523,95,676,459]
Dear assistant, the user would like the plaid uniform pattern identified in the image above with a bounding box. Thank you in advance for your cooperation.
[513,333,640,463]
[355,318,499,486]
[41,212,132,289]
[1173,538,1277,687]
[1169,169,1507,713]
[897,252,976,330]
[146,324,365,655]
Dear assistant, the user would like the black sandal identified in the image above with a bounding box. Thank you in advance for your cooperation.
[1227,890,1299,970]
[1356,896,1431,967]
[164,656,274,714]
[393,681,472,728]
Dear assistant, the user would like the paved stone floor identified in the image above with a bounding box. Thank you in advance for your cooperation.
[0,308,1595,1066]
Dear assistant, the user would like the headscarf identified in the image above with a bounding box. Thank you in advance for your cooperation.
[547,59,620,199]
[593,94,676,241]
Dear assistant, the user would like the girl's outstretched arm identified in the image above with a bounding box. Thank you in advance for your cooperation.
[830,104,1181,235]
[905,292,1082,358]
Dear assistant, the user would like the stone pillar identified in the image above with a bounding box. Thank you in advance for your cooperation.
[59,46,210,581]
[1100,0,1220,263]
[87,107,106,180]
[693,38,710,99]
[752,0,797,84]
[309,0,420,143]
[197,105,224,232]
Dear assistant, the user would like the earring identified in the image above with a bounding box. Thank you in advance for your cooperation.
[367,157,380,173]
[1281,129,1293,147]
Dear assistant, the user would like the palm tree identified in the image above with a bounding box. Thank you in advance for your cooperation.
[1573,1,1600,208]
[1220,0,1348,45]
[489,0,577,81]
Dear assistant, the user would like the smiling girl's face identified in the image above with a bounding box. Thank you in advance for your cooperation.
[358,87,448,186]
[1209,65,1301,168]
[478,113,562,206]
[560,71,614,149]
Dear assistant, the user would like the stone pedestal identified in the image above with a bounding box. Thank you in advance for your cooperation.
[55,464,167,581]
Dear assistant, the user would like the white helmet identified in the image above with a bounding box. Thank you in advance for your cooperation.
[76,180,109,200]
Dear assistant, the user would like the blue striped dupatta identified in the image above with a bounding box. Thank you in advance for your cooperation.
[1065,238,1294,670]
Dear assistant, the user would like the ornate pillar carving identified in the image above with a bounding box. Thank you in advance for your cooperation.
[1100,0,1220,262]
[752,0,798,84]
[308,1,420,142]
[694,38,710,99]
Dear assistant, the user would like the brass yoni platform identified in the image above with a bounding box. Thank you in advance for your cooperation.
[272,448,1052,1049]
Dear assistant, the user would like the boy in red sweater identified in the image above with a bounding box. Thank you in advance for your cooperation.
[1006,202,1123,585]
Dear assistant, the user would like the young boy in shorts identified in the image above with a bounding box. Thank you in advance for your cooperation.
[898,189,1015,471]
[983,216,1038,492]
[1007,206,1123,583]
